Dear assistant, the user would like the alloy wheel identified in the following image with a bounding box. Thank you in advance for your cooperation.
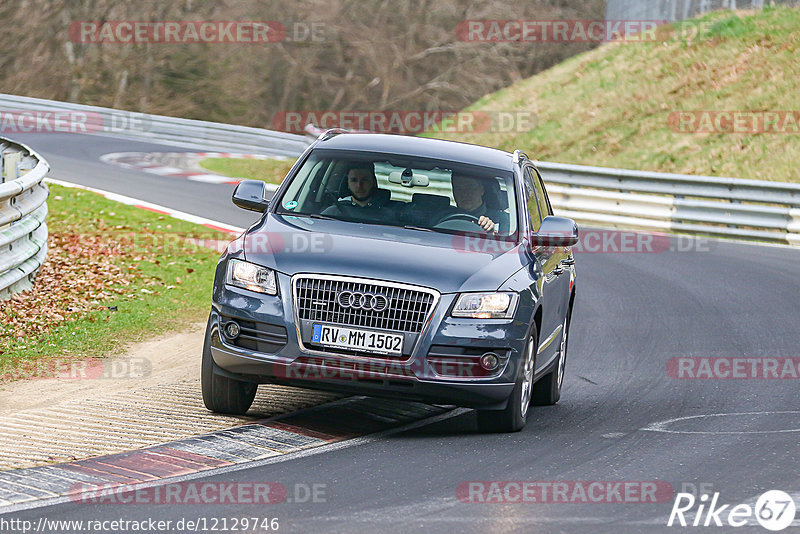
[556,318,568,390]
[520,335,536,418]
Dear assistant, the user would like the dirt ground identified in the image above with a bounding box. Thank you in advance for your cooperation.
[0,323,338,469]
[0,322,207,416]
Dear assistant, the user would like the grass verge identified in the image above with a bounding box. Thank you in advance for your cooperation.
[433,7,800,182]
[0,184,229,381]
[199,157,296,185]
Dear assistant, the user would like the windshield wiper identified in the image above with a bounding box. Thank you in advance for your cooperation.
[302,213,340,221]
[364,221,436,233]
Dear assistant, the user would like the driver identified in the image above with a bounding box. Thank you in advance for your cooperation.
[322,162,393,220]
[446,173,501,233]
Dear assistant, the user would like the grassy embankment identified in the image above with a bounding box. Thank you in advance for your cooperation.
[202,8,800,184]
[439,7,800,182]
[0,185,227,380]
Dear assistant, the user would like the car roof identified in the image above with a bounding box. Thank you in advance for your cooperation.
[313,133,514,171]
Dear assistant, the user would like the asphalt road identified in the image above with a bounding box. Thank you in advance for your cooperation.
[10,132,263,228]
[4,132,800,533]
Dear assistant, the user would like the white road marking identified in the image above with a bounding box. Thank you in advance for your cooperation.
[143,166,186,175]
[642,411,800,434]
[186,173,241,184]
[44,177,245,234]
[100,151,285,189]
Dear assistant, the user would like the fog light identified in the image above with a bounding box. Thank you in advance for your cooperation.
[479,352,499,371]
[224,321,240,339]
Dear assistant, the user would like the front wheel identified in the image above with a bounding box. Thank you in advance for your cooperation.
[533,311,570,406]
[201,315,257,415]
[476,325,537,433]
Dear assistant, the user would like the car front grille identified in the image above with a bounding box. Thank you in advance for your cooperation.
[293,275,437,334]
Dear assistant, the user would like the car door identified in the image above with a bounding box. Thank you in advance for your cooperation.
[522,165,560,372]
[533,166,573,329]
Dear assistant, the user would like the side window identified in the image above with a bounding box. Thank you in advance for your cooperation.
[523,166,543,232]
[533,168,552,217]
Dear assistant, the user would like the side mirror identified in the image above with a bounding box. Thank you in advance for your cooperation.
[232,180,270,212]
[532,216,578,247]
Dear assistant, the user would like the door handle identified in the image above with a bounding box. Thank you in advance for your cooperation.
[561,258,575,266]
[552,267,565,276]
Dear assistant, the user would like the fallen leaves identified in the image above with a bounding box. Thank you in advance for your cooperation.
[0,230,163,354]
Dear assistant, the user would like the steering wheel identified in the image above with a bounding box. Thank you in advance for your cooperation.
[436,213,481,225]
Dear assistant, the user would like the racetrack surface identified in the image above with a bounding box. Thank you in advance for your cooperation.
[4,132,800,533]
[10,133,268,228]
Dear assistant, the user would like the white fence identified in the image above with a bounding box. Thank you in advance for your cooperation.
[0,137,49,299]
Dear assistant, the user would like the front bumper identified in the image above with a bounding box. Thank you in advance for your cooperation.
[209,273,532,409]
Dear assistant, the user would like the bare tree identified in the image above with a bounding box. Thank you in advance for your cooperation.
[0,0,604,128]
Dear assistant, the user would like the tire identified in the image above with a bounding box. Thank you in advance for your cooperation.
[476,324,538,433]
[532,310,570,407]
[201,314,257,415]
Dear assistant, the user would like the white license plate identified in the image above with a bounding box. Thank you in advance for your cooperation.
[312,323,403,355]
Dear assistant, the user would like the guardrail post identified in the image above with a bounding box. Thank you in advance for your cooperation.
[3,151,20,184]
[788,209,800,247]
[729,198,741,229]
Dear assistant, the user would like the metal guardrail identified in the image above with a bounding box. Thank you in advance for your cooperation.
[0,137,49,299]
[303,126,800,245]
[2,94,798,245]
[606,0,799,23]
[0,94,308,158]
[537,161,800,245]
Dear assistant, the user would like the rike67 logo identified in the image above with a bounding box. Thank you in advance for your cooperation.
[668,490,796,531]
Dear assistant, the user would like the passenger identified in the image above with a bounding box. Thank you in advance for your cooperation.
[322,162,393,220]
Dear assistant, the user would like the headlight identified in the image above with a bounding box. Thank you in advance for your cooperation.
[451,292,518,319]
[226,259,277,295]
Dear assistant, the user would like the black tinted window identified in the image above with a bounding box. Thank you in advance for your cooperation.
[533,168,552,217]
[523,166,543,232]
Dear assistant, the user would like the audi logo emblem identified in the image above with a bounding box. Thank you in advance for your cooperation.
[336,291,390,312]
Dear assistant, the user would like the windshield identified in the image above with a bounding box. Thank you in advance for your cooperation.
[274,149,518,238]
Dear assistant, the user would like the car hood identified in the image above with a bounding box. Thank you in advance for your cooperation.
[239,214,527,293]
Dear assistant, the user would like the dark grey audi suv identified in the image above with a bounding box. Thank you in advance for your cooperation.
[202,131,577,432]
